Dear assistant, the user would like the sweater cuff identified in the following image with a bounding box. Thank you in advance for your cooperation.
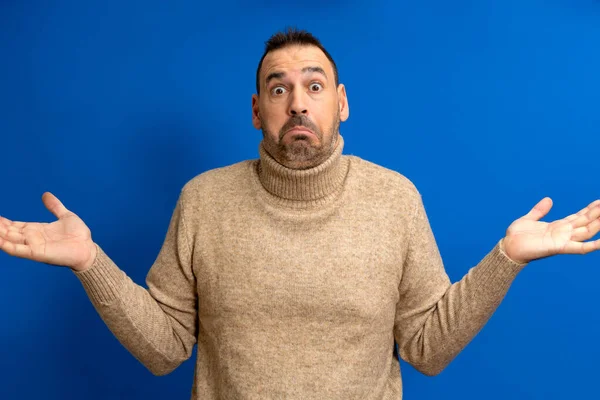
[72,243,126,304]
[473,239,529,298]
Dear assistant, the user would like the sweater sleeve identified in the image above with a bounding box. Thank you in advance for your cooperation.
[394,191,527,376]
[73,191,197,376]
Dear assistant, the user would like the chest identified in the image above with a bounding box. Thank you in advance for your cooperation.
[194,207,406,327]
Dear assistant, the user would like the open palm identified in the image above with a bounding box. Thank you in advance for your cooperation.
[503,197,600,264]
[0,192,96,271]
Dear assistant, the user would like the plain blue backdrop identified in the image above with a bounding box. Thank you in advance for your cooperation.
[1,1,599,399]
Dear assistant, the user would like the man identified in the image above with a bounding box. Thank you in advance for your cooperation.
[1,28,599,399]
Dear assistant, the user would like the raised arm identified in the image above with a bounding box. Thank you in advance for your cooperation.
[394,194,600,376]
[1,191,198,375]
[393,193,527,376]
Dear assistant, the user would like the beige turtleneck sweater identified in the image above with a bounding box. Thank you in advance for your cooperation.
[74,135,527,399]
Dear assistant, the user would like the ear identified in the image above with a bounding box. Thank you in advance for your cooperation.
[251,94,261,130]
[337,84,349,122]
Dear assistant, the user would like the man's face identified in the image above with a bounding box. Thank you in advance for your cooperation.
[252,45,349,170]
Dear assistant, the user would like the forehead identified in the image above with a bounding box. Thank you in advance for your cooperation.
[261,45,334,82]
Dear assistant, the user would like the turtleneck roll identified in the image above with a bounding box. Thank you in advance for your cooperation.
[257,135,349,202]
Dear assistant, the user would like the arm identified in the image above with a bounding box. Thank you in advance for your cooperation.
[394,192,527,376]
[74,191,197,376]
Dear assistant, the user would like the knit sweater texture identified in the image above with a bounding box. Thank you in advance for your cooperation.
[74,135,527,399]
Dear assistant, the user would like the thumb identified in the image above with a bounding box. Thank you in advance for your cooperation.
[523,197,553,221]
[42,192,71,220]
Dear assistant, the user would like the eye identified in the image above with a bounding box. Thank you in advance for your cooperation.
[271,86,287,96]
[309,83,323,92]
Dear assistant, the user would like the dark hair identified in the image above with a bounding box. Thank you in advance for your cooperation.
[255,27,339,94]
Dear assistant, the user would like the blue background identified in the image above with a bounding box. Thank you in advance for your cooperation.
[1,1,599,399]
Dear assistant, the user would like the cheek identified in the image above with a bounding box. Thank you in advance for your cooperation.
[260,117,282,141]
[261,109,286,131]
[314,105,337,132]
[319,97,338,121]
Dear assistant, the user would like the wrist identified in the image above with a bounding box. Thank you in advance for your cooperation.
[72,241,97,272]
[500,237,529,265]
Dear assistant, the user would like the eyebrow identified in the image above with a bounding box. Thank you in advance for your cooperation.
[265,66,328,87]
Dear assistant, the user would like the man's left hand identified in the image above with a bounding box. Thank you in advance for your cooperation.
[500,197,600,264]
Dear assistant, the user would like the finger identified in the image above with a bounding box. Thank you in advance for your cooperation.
[563,203,600,225]
[562,239,600,255]
[0,239,32,259]
[582,202,600,220]
[42,192,71,220]
[0,216,27,229]
[1,221,32,235]
[578,199,600,214]
[571,218,600,242]
[0,217,25,226]
[0,224,9,238]
[569,205,600,230]
[4,223,26,234]
[565,200,600,221]
[523,197,553,221]
[0,225,26,245]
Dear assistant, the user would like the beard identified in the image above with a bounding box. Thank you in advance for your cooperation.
[261,110,341,170]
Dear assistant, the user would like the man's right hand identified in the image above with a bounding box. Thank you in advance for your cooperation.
[0,192,97,272]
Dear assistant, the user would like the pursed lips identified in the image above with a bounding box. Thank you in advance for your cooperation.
[285,127,314,135]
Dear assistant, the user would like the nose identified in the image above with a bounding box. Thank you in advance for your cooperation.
[288,88,308,116]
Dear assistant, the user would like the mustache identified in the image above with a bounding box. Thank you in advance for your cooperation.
[278,115,319,140]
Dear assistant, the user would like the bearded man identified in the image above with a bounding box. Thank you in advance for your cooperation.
[1,28,599,399]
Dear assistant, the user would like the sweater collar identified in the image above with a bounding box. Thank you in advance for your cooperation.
[257,135,348,202]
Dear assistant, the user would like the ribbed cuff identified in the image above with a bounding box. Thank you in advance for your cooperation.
[472,239,529,298]
[73,243,126,304]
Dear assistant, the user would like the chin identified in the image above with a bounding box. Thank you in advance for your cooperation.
[287,139,316,154]
[281,143,320,168]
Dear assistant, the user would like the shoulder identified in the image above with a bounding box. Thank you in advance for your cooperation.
[179,159,255,203]
[346,155,421,201]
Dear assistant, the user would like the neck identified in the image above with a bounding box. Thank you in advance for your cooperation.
[257,135,348,202]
